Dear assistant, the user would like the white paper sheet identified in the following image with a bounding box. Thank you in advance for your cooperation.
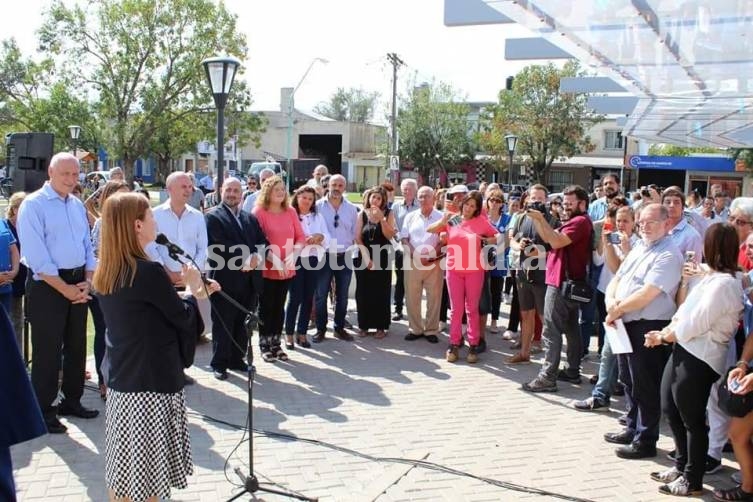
[603,319,633,354]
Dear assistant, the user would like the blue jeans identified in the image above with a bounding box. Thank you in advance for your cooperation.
[315,253,352,332]
[285,256,322,335]
[579,264,602,354]
[591,333,618,403]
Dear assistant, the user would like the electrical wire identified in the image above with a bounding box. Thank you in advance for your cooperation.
[187,411,597,502]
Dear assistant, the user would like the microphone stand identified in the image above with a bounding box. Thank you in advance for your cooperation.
[165,249,316,502]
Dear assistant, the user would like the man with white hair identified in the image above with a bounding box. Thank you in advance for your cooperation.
[390,178,419,320]
[17,152,98,433]
[242,167,276,212]
[307,164,328,197]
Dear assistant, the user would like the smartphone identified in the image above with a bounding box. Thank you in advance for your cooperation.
[447,214,462,227]
[684,251,696,263]
[731,379,742,392]
[608,232,621,245]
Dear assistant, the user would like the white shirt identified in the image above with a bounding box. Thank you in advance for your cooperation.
[400,208,443,256]
[593,234,638,293]
[148,201,208,272]
[671,272,743,375]
[298,211,331,258]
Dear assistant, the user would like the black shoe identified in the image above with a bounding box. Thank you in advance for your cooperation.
[296,335,311,348]
[476,338,487,354]
[618,414,628,426]
[213,369,228,381]
[723,441,734,453]
[557,369,582,384]
[666,449,676,461]
[392,312,403,321]
[404,333,423,341]
[312,331,326,343]
[604,430,634,445]
[706,455,722,474]
[334,328,353,341]
[45,417,68,434]
[183,373,195,385]
[615,443,656,460]
[58,403,99,419]
[425,334,439,344]
[229,362,249,372]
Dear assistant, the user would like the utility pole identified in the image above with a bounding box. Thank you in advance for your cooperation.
[387,53,404,156]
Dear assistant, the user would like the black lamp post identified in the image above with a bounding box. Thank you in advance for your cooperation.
[505,134,518,186]
[201,56,240,192]
[69,125,81,163]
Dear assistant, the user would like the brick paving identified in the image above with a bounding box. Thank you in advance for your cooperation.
[11,298,743,501]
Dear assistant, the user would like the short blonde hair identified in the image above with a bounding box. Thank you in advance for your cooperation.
[6,192,27,219]
[256,175,289,210]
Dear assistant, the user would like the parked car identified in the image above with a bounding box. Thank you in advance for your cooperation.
[247,161,286,184]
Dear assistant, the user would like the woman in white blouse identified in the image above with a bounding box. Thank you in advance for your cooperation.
[644,223,743,497]
[284,185,330,348]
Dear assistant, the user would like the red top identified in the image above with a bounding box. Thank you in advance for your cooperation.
[545,214,593,288]
[252,206,305,280]
[739,243,753,272]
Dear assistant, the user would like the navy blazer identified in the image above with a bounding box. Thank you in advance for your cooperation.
[205,203,267,300]
[0,305,46,447]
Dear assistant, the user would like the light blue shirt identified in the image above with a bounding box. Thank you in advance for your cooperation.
[588,197,608,221]
[242,191,260,213]
[17,182,95,279]
[316,196,358,252]
[615,235,683,322]
[0,220,16,294]
[668,217,704,260]
[392,198,419,231]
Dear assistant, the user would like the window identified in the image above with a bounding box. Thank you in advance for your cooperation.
[604,130,624,150]
[548,170,573,192]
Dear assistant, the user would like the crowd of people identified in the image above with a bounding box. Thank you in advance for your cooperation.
[5,154,753,501]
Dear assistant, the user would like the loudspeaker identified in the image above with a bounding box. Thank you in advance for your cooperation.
[5,133,55,193]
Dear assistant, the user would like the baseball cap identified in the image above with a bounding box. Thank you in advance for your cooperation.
[447,184,469,195]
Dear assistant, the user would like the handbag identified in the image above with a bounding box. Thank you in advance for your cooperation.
[718,366,753,418]
[559,233,593,304]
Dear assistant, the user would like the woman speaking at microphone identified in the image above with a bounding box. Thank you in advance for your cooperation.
[93,192,219,502]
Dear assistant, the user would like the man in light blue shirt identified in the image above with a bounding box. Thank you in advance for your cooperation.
[242,168,275,213]
[17,152,99,433]
[389,178,419,320]
[313,174,358,342]
[662,187,704,261]
[603,203,683,460]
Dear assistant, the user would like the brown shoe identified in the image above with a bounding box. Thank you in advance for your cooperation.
[506,353,531,364]
[334,328,354,341]
[466,346,479,364]
[446,345,459,363]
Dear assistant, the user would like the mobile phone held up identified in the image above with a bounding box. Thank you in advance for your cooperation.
[608,232,621,245]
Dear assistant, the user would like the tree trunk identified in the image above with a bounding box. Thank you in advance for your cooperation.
[122,157,136,183]
[155,157,172,185]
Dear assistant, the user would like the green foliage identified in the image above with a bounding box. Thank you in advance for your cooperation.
[314,87,379,123]
[38,0,263,179]
[396,79,475,182]
[648,144,721,156]
[480,61,603,183]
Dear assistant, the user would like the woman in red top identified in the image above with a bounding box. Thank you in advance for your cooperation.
[252,176,305,362]
[428,191,498,363]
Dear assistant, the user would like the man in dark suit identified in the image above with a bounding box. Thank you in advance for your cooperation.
[205,177,267,380]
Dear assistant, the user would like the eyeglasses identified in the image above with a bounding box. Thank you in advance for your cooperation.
[333,213,340,228]
[729,216,752,227]
[488,198,503,203]
[637,219,662,227]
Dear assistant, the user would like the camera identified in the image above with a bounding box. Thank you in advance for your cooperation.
[607,232,621,245]
[445,191,454,201]
[526,201,547,213]
[641,189,651,198]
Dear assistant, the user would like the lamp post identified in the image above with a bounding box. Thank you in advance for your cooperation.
[69,125,81,164]
[285,57,328,193]
[201,56,241,192]
[505,134,518,186]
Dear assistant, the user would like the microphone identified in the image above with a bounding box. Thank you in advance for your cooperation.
[155,233,187,259]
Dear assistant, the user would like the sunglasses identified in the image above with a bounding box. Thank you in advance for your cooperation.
[334,213,340,228]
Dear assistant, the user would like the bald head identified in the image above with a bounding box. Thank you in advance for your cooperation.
[48,152,80,197]
[222,177,243,208]
[165,172,192,207]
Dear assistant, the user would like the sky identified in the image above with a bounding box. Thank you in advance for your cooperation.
[3,0,539,121]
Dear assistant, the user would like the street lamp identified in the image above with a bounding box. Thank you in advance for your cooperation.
[285,57,328,192]
[505,134,518,186]
[201,56,241,192]
[69,125,81,162]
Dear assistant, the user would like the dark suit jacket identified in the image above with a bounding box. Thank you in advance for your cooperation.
[205,203,267,300]
[97,259,203,393]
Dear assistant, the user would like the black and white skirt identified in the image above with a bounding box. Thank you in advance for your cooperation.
[105,389,193,502]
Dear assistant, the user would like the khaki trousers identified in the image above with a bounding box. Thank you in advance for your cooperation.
[403,260,443,336]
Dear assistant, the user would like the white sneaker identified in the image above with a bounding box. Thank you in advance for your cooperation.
[502,330,518,340]
[489,320,500,333]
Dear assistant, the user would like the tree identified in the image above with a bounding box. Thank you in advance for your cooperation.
[39,0,262,180]
[0,39,101,153]
[314,87,379,122]
[396,79,475,182]
[648,144,721,156]
[480,61,603,184]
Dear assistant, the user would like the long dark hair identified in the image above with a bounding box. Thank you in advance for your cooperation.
[291,185,318,216]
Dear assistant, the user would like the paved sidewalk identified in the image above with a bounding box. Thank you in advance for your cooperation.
[11,299,741,501]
